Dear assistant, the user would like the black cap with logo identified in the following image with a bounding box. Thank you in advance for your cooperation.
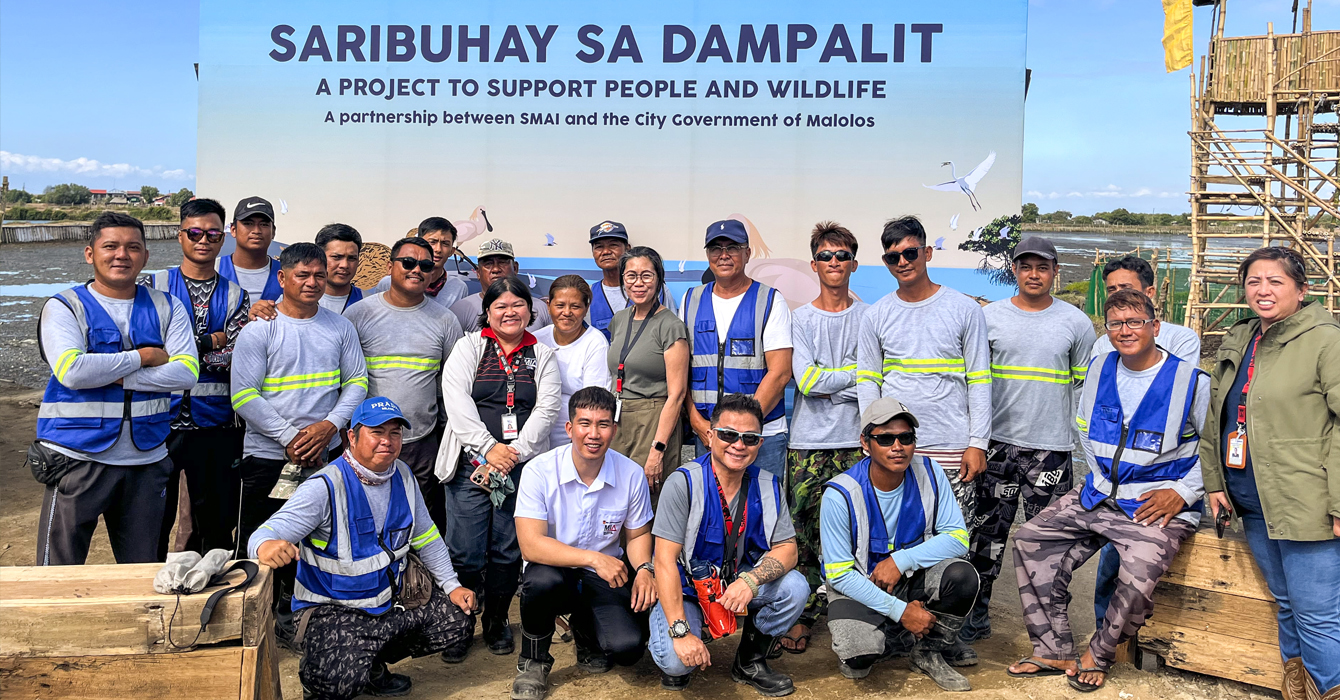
[232,196,274,223]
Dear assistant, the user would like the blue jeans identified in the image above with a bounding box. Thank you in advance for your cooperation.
[444,463,524,611]
[695,432,790,481]
[1092,542,1120,626]
[1240,516,1340,692]
[648,569,808,676]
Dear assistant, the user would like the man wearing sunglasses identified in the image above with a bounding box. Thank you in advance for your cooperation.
[147,198,251,559]
[820,397,977,691]
[372,217,471,310]
[856,216,990,605]
[220,196,283,313]
[586,220,676,340]
[316,223,365,314]
[681,220,793,480]
[649,393,809,696]
[1008,289,1207,692]
[449,238,552,333]
[781,221,869,654]
[345,237,464,533]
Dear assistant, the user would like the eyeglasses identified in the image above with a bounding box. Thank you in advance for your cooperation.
[814,250,855,263]
[622,271,657,286]
[181,228,225,244]
[713,428,763,447]
[867,431,917,447]
[393,257,435,273]
[1103,318,1156,332]
[881,246,929,266]
[706,244,747,258]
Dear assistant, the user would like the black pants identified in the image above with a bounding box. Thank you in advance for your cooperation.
[37,455,172,566]
[237,451,334,614]
[519,563,647,665]
[444,461,525,621]
[157,426,244,559]
[828,559,978,667]
[399,426,446,534]
[300,586,473,700]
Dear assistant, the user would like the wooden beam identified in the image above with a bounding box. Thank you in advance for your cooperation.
[1141,619,1282,689]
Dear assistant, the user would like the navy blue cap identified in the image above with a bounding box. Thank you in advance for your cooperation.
[705,219,748,246]
[589,220,629,243]
[351,397,411,430]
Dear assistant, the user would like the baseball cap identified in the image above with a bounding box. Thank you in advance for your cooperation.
[477,238,515,260]
[351,397,411,430]
[705,219,748,246]
[860,396,920,431]
[1012,236,1058,262]
[232,196,274,223]
[589,220,629,244]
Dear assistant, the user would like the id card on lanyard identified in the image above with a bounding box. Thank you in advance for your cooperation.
[1226,333,1260,469]
[493,341,521,441]
[614,300,659,423]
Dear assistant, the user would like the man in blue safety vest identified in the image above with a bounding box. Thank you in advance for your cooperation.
[586,220,674,340]
[148,198,250,558]
[251,397,476,700]
[33,211,199,565]
[219,196,283,319]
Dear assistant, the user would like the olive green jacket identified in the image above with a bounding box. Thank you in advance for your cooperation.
[1199,302,1340,541]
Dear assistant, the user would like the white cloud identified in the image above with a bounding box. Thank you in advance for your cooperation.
[0,151,194,182]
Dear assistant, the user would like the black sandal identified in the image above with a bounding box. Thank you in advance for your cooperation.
[1006,657,1070,678]
[1067,665,1108,692]
[775,629,811,656]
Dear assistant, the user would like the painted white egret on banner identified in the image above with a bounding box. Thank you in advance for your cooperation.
[924,152,996,211]
[543,234,556,246]
[950,213,960,230]
[934,236,946,250]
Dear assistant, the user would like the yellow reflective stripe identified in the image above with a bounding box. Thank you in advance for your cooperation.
[1071,366,1088,381]
[262,370,340,387]
[262,378,340,391]
[966,369,991,379]
[989,372,1070,384]
[55,349,82,382]
[883,358,966,367]
[170,354,200,377]
[946,529,969,547]
[309,538,328,549]
[1075,416,1089,430]
[797,367,817,395]
[232,387,261,409]
[365,355,441,370]
[823,560,856,578]
[411,525,441,549]
[989,364,1070,376]
[856,370,884,385]
[967,376,993,385]
[343,377,368,389]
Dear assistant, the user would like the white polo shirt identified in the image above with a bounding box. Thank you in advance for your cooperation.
[514,445,654,566]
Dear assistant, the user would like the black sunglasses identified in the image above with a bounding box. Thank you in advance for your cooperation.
[393,257,435,273]
[814,250,855,263]
[881,246,929,265]
[714,428,763,447]
[181,227,225,244]
[867,431,916,447]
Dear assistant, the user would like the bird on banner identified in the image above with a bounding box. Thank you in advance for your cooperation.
[924,152,996,211]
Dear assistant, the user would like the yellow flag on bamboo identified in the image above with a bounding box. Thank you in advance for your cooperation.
[1162,0,1193,72]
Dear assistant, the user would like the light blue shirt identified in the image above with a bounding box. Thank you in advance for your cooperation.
[819,460,968,622]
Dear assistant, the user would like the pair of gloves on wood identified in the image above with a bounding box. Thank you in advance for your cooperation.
[153,549,232,594]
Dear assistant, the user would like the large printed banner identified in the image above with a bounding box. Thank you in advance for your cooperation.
[199,0,1027,300]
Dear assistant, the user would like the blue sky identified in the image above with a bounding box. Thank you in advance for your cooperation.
[1,0,1334,214]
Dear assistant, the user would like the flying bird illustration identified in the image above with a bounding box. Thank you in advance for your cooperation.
[526,273,536,289]
[924,152,996,211]
[543,234,556,246]
[279,199,289,215]
[678,259,687,273]
[934,236,946,250]
[950,213,959,231]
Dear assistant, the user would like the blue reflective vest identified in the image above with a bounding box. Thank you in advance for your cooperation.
[152,269,245,428]
[589,282,669,341]
[822,456,939,580]
[37,285,175,453]
[685,281,784,423]
[293,456,417,615]
[340,286,364,311]
[217,255,282,301]
[674,454,782,598]
[1076,351,1205,518]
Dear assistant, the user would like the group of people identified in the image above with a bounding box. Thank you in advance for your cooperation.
[31,197,1339,700]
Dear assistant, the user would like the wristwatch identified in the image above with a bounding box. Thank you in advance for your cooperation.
[669,619,691,638]
[652,440,668,452]
[636,562,655,575]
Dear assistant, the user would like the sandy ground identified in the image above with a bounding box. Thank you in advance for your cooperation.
[0,385,1279,700]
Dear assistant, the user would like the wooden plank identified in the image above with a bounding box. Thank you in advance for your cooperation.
[1151,582,1280,645]
[0,648,245,699]
[1161,530,1274,601]
[240,565,274,649]
[1140,619,1282,689]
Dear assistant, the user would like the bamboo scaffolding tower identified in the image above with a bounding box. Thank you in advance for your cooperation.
[1186,0,1340,335]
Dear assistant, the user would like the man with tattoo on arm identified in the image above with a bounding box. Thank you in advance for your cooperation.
[647,393,809,696]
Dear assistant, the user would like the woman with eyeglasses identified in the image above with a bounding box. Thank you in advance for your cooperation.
[1198,247,1340,699]
[439,277,561,660]
[534,275,611,447]
[606,247,690,495]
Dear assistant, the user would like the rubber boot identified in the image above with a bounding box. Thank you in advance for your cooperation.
[730,616,795,697]
[363,661,413,697]
[484,597,515,655]
[942,637,979,667]
[511,633,553,700]
[571,617,612,673]
[660,672,692,691]
[908,612,972,692]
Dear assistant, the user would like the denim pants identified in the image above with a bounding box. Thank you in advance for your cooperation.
[1240,516,1340,692]
[695,432,789,481]
[1092,543,1120,625]
[444,462,525,616]
[648,569,808,676]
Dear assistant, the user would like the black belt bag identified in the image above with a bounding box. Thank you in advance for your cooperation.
[27,441,88,486]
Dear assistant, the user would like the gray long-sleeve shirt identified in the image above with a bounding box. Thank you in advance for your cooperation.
[789,301,869,450]
[231,307,368,460]
[344,292,463,443]
[38,287,200,465]
[857,286,992,451]
[247,455,460,592]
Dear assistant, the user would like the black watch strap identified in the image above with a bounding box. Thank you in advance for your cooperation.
[636,562,655,575]
[652,440,668,452]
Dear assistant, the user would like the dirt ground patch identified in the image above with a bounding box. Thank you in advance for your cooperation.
[0,385,1279,700]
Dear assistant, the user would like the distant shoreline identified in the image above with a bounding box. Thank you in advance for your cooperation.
[1025,223,1191,235]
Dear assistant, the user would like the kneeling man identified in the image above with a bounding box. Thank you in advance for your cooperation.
[511,387,657,699]
[250,398,476,700]
[649,393,810,696]
[821,397,979,691]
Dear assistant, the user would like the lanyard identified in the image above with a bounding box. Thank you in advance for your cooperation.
[716,471,750,581]
[1236,333,1260,428]
[615,301,660,395]
[491,339,518,414]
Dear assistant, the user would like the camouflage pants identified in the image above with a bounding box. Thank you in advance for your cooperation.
[916,448,977,538]
[1012,489,1194,669]
[788,447,865,621]
[300,586,473,700]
